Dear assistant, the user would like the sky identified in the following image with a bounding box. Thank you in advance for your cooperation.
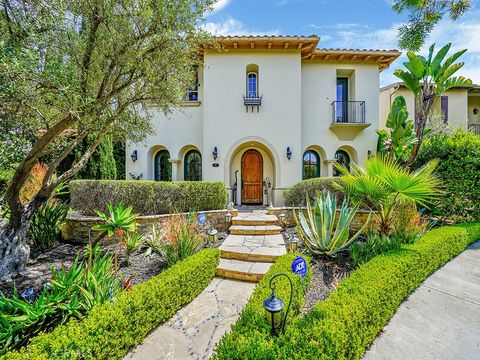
[204,0,480,86]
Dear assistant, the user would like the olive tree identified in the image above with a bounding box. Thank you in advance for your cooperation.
[0,0,215,279]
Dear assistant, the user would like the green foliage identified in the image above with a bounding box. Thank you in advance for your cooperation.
[213,253,312,360]
[70,180,228,215]
[377,96,417,162]
[28,201,69,250]
[349,231,402,266]
[0,245,120,355]
[144,225,163,257]
[336,155,441,235]
[283,177,343,207]
[3,249,219,360]
[393,0,472,51]
[414,130,480,222]
[113,141,126,180]
[122,233,144,266]
[93,202,138,238]
[214,223,480,359]
[294,192,370,257]
[76,136,117,180]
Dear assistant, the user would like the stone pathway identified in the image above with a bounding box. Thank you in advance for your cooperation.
[126,211,286,360]
[363,241,480,360]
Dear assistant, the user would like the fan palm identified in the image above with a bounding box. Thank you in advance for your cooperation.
[335,155,442,236]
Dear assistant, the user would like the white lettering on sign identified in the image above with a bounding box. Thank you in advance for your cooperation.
[295,262,305,272]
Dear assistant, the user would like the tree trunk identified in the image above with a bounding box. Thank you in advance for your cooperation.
[0,220,30,281]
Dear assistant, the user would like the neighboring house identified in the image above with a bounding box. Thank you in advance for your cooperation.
[126,35,400,206]
[380,82,480,134]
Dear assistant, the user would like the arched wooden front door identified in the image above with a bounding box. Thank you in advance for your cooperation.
[241,149,263,205]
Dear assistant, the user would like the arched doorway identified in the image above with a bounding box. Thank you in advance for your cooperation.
[241,149,263,204]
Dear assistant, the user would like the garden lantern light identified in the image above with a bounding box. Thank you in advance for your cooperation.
[263,273,293,336]
[289,236,299,252]
[278,213,286,228]
[225,212,232,223]
[207,228,218,243]
[130,150,138,162]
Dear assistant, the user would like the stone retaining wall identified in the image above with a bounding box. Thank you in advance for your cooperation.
[62,209,238,244]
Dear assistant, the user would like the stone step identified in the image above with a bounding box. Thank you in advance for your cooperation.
[229,225,282,236]
[219,234,287,263]
[232,213,278,226]
[216,258,273,282]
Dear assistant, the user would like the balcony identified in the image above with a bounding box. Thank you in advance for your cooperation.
[329,101,371,140]
[243,95,262,112]
[468,123,480,135]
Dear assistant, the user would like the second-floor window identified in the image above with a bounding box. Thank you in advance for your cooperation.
[247,72,258,97]
[186,66,199,101]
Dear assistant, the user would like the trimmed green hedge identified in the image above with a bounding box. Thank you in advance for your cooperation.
[213,253,312,359]
[70,180,228,215]
[283,177,343,207]
[414,130,480,222]
[214,223,480,359]
[2,249,220,360]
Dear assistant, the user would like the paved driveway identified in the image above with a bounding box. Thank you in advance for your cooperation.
[364,241,480,360]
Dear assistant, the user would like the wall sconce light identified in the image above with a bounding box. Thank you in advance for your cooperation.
[131,150,138,162]
[263,273,293,336]
[289,236,299,252]
[286,147,292,160]
[474,108,479,115]
[212,147,218,160]
[367,150,372,158]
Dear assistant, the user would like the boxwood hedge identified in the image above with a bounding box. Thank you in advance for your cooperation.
[70,180,228,215]
[2,249,220,360]
[283,177,343,207]
[214,223,480,359]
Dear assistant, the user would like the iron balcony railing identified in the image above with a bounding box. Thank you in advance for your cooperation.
[468,123,480,135]
[243,95,262,106]
[331,101,366,124]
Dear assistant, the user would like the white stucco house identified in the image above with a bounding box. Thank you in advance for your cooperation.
[126,35,400,206]
[380,82,480,133]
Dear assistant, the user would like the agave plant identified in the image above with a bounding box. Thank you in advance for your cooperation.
[294,192,371,257]
[93,202,137,239]
[335,155,442,236]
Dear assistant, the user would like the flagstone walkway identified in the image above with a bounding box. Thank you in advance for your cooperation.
[126,211,287,360]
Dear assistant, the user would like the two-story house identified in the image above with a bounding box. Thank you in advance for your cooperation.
[126,35,400,206]
[380,82,480,134]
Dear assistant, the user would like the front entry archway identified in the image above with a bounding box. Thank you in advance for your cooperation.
[241,149,263,204]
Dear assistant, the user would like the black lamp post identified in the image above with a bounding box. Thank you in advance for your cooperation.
[263,273,293,336]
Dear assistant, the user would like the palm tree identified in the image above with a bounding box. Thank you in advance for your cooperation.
[394,43,471,165]
[335,155,442,236]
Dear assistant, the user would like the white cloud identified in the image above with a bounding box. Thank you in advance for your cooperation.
[211,0,231,13]
[203,17,280,36]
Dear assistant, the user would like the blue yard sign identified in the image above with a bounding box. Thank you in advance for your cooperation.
[291,256,307,278]
[197,213,207,225]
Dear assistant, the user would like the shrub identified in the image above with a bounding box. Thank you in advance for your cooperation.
[414,130,480,222]
[349,231,402,266]
[28,201,69,250]
[283,177,342,207]
[70,180,228,215]
[213,223,480,359]
[3,249,219,360]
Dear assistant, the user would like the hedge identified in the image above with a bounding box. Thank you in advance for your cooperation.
[283,177,343,207]
[214,223,480,359]
[414,130,480,222]
[70,180,228,215]
[212,253,312,359]
[2,249,220,360]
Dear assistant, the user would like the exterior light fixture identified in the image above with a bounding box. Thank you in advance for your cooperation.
[278,213,286,228]
[131,150,138,162]
[289,236,299,252]
[225,212,233,223]
[207,228,218,243]
[286,147,292,160]
[474,108,479,115]
[263,273,293,336]
[367,150,372,158]
[212,147,218,160]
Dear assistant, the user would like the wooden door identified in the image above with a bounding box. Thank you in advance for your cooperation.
[241,150,263,204]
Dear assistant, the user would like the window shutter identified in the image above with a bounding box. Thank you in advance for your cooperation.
[441,96,448,123]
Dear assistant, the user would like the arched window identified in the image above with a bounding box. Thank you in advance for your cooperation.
[303,150,320,180]
[334,150,350,176]
[247,73,257,97]
[184,150,202,181]
[154,150,172,181]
